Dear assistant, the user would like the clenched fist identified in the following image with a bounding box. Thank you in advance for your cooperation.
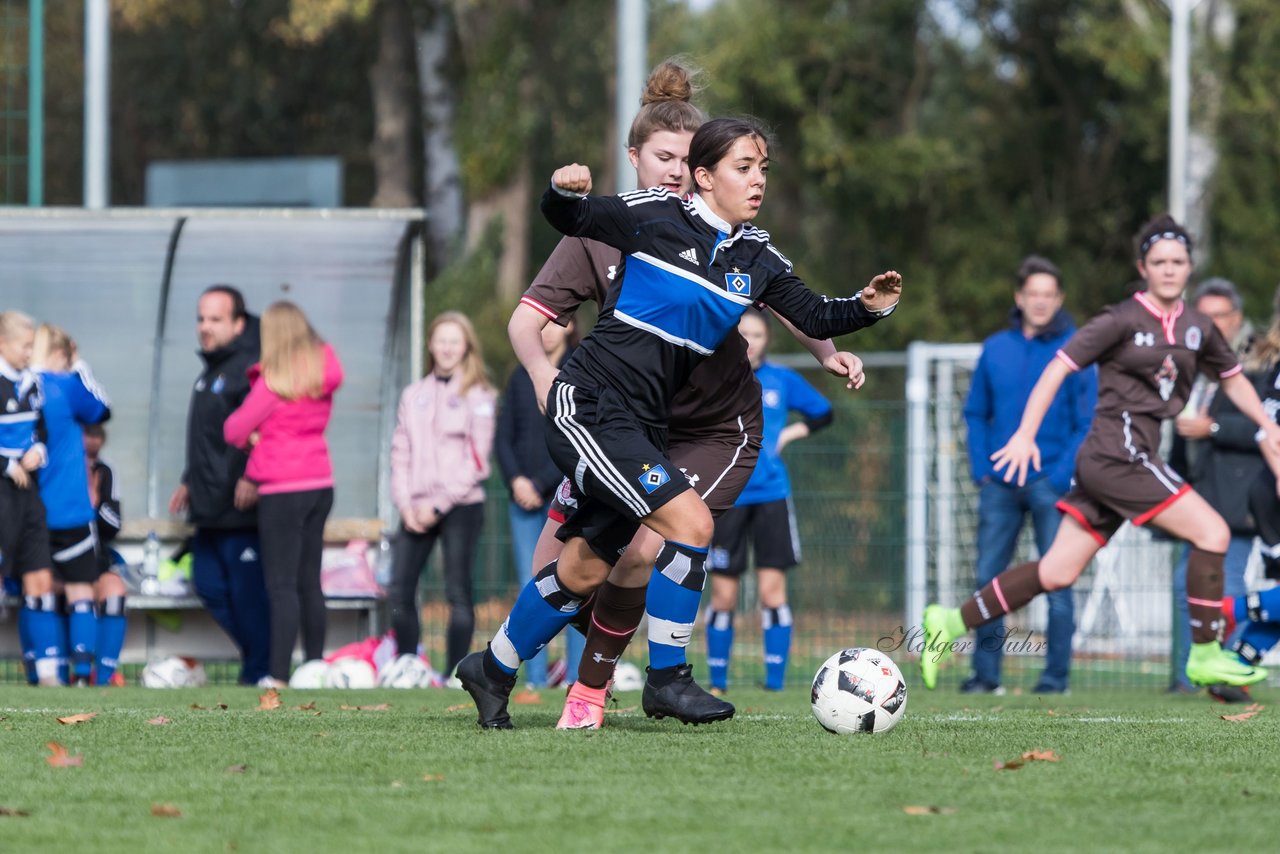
[551,163,593,195]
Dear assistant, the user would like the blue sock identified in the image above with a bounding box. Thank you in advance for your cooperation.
[486,562,584,676]
[95,596,127,684]
[762,605,793,690]
[68,599,97,680]
[1236,589,1280,624]
[16,606,36,685]
[646,541,708,671]
[1232,619,1280,665]
[705,608,733,690]
[23,594,64,683]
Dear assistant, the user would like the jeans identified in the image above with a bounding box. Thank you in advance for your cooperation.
[190,529,271,684]
[971,477,1075,690]
[257,488,334,681]
[508,499,551,686]
[1171,536,1252,689]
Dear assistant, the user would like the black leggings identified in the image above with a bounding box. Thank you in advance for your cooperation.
[1251,468,1280,580]
[387,502,484,676]
[257,488,334,680]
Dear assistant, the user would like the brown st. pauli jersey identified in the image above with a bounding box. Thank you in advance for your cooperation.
[1056,292,1241,459]
[520,235,762,438]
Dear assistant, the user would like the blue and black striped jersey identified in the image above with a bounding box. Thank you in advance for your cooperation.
[0,356,45,479]
[541,185,890,426]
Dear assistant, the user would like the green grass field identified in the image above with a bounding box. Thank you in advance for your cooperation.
[0,681,1274,853]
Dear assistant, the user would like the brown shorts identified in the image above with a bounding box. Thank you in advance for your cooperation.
[548,416,762,524]
[1057,448,1190,545]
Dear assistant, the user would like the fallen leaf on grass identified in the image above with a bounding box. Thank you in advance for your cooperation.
[995,749,1060,770]
[1222,703,1263,722]
[146,716,171,726]
[45,743,83,768]
[1046,709,1058,717]
[225,764,248,774]
[56,713,97,726]
[902,805,957,816]
[295,702,318,711]
[257,689,282,711]
[603,706,638,715]
[0,806,30,817]
[339,704,389,712]
[993,757,1025,771]
[190,703,228,711]
[513,690,542,705]
[422,774,445,782]
[390,781,403,789]
[150,804,183,818]
[445,703,471,713]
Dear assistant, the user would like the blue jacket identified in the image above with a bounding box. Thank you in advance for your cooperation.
[964,308,1096,493]
[38,363,110,530]
[737,362,832,506]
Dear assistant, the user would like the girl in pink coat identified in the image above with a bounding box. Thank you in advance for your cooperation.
[224,301,343,687]
[389,311,496,679]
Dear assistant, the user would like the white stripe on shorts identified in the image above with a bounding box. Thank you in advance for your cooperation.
[552,383,651,518]
[699,416,750,500]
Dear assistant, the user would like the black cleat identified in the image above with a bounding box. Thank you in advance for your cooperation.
[456,651,516,730]
[1207,683,1252,704]
[642,664,735,725]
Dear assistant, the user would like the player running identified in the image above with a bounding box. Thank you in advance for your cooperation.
[919,215,1280,691]
[458,115,900,729]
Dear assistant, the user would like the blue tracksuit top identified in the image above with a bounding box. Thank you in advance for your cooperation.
[736,362,832,506]
[963,308,1096,494]
[38,363,110,530]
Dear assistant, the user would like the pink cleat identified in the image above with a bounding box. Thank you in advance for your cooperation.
[556,682,607,730]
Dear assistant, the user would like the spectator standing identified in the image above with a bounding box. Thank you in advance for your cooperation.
[84,423,128,684]
[1169,278,1261,698]
[494,318,580,688]
[31,324,111,685]
[168,285,271,685]
[961,257,1096,694]
[389,311,496,681]
[0,310,59,685]
[224,301,343,687]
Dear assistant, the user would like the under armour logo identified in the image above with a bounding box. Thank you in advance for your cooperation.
[592,653,619,664]
[1134,332,1155,347]
[679,467,700,487]
[607,265,618,281]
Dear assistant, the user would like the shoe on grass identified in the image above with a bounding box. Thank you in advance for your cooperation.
[1186,641,1267,687]
[1207,683,1252,704]
[456,650,516,730]
[959,676,1005,695]
[920,603,959,690]
[557,682,607,730]
[642,664,734,724]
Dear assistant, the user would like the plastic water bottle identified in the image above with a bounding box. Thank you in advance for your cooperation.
[141,531,161,595]
[375,533,393,588]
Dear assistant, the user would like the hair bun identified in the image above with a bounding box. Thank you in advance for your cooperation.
[641,59,699,106]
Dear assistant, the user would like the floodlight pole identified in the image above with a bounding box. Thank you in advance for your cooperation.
[615,0,647,193]
[1165,0,1202,222]
[27,0,43,206]
[84,0,110,209]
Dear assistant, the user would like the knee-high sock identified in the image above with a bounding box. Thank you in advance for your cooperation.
[1186,547,1225,644]
[1232,620,1280,665]
[646,541,708,670]
[95,596,127,684]
[960,562,1045,630]
[762,604,793,690]
[705,608,734,690]
[22,593,64,683]
[486,562,586,677]
[1227,588,1280,625]
[576,582,647,689]
[67,599,97,679]
[16,606,36,685]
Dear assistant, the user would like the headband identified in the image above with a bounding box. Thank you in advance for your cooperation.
[1139,230,1190,258]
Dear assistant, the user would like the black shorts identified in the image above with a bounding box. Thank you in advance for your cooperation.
[545,379,690,564]
[0,477,52,578]
[49,524,101,584]
[709,497,801,577]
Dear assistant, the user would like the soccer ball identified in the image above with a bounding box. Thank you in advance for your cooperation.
[324,657,377,689]
[378,654,435,689]
[140,656,207,688]
[810,648,908,734]
[612,661,644,692]
[289,659,331,689]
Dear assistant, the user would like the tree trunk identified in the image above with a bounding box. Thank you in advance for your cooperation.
[368,0,416,208]
[464,152,531,303]
[415,0,464,274]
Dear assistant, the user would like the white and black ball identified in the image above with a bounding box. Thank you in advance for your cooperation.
[811,648,908,734]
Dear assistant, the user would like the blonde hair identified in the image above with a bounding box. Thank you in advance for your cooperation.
[1246,285,1280,372]
[626,58,706,150]
[426,311,491,394]
[260,301,325,400]
[33,323,75,367]
[0,310,35,342]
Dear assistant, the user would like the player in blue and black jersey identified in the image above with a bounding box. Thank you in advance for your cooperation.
[0,311,61,685]
[459,117,901,728]
[707,309,835,693]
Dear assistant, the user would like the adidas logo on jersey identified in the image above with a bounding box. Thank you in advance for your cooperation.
[679,247,698,265]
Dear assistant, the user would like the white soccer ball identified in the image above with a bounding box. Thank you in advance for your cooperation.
[378,654,434,689]
[141,656,204,689]
[612,661,644,692]
[811,648,908,735]
[324,657,377,689]
[289,659,332,689]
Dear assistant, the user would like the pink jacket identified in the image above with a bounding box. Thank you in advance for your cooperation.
[224,343,344,495]
[391,373,496,519]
